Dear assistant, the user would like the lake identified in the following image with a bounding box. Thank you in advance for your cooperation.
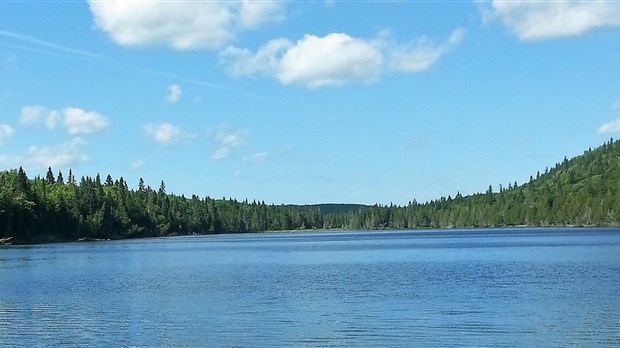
[1,228,619,347]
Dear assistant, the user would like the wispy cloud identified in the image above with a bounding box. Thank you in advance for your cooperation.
[212,128,249,160]
[388,28,464,73]
[598,119,620,135]
[478,0,620,41]
[149,69,282,103]
[1,29,279,102]
[0,29,107,60]
[4,138,91,170]
[597,98,620,134]
[242,152,268,165]
[0,124,14,145]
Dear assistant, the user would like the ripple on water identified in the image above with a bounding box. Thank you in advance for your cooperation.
[1,229,619,346]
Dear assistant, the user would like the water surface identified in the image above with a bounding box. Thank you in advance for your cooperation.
[1,228,619,347]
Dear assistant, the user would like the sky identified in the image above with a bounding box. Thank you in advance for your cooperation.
[0,0,619,205]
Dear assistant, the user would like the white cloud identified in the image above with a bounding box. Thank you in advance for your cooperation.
[19,105,43,126]
[25,138,90,169]
[212,128,249,160]
[166,84,182,103]
[144,122,183,145]
[220,38,291,77]
[388,28,464,73]
[63,107,109,135]
[238,1,285,29]
[242,152,267,164]
[278,33,383,88]
[19,105,57,128]
[479,0,620,41]
[598,118,620,134]
[45,111,61,130]
[220,29,463,88]
[19,105,106,133]
[88,0,285,50]
[0,124,14,145]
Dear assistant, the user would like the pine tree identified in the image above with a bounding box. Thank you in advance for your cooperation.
[105,174,114,186]
[45,167,55,184]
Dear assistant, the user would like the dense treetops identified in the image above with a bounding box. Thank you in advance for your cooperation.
[1,139,619,244]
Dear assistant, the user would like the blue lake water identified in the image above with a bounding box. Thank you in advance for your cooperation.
[1,228,619,347]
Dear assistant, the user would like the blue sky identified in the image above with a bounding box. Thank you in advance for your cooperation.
[0,1,619,205]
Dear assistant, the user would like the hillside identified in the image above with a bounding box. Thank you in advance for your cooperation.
[346,138,620,229]
[1,139,619,244]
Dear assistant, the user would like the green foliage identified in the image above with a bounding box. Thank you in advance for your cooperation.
[345,138,620,229]
[0,169,339,244]
[1,139,619,244]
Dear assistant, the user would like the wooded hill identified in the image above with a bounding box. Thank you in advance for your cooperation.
[348,139,620,229]
[1,139,619,244]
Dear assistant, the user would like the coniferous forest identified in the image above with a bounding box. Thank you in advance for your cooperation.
[1,139,620,244]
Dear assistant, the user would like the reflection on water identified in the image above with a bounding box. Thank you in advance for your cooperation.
[1,228,619,347]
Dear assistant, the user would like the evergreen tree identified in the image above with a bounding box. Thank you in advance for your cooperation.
[45,167,55,184]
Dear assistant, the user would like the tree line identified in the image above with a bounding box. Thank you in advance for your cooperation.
[0,168,348,244]
[1,138,619,244]
[347,138,620,229]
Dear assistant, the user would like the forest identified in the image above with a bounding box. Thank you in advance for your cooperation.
[1,138,620,244]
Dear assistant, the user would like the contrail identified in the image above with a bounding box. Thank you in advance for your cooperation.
[146,69,283,104]
[0,29,281,103]
[0,29,106,61]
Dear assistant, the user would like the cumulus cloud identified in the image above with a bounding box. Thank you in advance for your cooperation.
[238,0,285,29]
[598,119,620,134]
[278,33,383,88]
[0,124,14,145]
[63,107,109,135]
[166,84,182,103]
[88,0,285,50]
[212,128,249,160]
[478,0,620,41]
[144,122,183,145]
[25,138,90,169]
[220,29,463,88]
[19,105,107,134]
